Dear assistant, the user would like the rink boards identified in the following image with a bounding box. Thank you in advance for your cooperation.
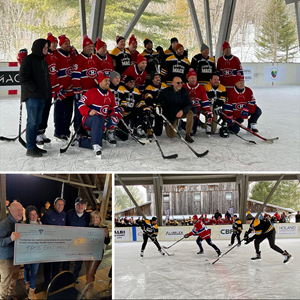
[114,223,300,242]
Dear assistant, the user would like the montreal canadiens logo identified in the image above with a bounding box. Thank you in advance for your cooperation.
[223,68,232,77]
[87,68,97,78]
[236,104,244,110]
[66,67,72,77]
[100,105,109,115]
[49,64,56,75]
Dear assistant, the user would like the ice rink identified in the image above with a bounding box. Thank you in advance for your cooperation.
[115,239,299,299]
[0,85,299,172]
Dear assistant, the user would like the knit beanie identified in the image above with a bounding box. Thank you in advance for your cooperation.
[137,54,147,65]
[187,68,197,79]
[201,43,209,52]
[58,35,70,46]
[47,32,58,44]
[116,36,125,45]
[110,71,121,81]
[222,41,230,51]
[175,43,184,52]
[96,37,106,51]
[83,34,93,49]
[129,34,137,45]
[144,37,152,47]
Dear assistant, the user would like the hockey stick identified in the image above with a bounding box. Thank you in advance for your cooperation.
[221,113,278,143]
[59,127,81,154]
[212,239,244,265]
[18,99,27,148]
[161,247,174,256]
[147,120,178,159]
[162,237,184,249]
[159,112,209,158]
[212,119,256,144]
[119,118,145,145]
[0,128,26,142]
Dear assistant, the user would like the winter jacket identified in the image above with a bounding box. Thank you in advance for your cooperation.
[19,38,52,102]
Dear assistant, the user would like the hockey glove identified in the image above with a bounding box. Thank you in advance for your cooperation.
[241,106,250,119]
[226,115,234,126]
[155,106,163,116]
[117,107,125,117]
[143,108,151,123]
[57,86,66,101]
[206,111,213,124]
[244,236,255,245]
[106,115,119,130]
[244,231,250,240]
[184,234,189,238]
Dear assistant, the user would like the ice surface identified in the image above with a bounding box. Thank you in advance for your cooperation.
[0,85,299,172]
[115,239,299,299]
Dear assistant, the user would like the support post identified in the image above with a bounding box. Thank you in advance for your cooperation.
[187,0,204,49]
[237,174,248,224]
[204,0,213,56]
[295,1,300,50]
[89,0,107,42]
[100,174,112,223]
[122,0,151,40]
[0,175,6,221]
[79,0,87,38]
[153,174,163,226]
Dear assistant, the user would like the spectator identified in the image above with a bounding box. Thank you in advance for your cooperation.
[86,205,93,213]
[24,206,42,299]
[187,216,193,226]
[0,202,23,300]
[40,197,66,287]
[296,211,300,223]
[5,200,10,216]
[280,212,288,223]
[274,211,281,222]
[181,218,187,226]
[214,210,222,220]
[225,210,231,221]
[95,204,100,212]
[40,201,51,216]
[13,200,26,221]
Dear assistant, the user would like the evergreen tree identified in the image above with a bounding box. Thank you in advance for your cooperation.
[115,186,145,212]
[255,0,298,62]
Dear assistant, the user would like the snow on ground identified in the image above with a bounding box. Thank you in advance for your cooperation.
[115,239,299,299]
[0,85,299,172]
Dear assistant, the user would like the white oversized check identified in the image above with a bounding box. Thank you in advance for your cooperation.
[14,224,105,265]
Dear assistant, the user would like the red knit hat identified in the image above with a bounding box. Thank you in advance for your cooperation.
[137,54,147,65]
[58,35,70,46]
[129,34,137,45]
[47,32,58,44]
[222,41,230,51]
[83,34,93,49]
[17,48,28,65]
[192,214,198,221]
[235,73,245,84]
[187,68,197,79]
[96,37,106,51]
[97,71,110,84]
[175,43,184,52]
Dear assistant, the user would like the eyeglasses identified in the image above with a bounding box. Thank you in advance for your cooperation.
[176,82,183,85]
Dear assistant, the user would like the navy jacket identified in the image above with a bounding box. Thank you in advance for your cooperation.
[0,213,21,260]
[66,209,90,227]
[40,209,66,226]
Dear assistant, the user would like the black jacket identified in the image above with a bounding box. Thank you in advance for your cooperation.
[157,86,192,123]
[19,38,51,102]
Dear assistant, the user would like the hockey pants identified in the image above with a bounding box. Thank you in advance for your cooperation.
[196,236,220,252]
[231,230,241,244]
[141,234,161,251]
[254,229,283,255]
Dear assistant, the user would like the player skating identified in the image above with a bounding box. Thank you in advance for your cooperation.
[140,217,165,257]
[228,214,242,247]
[244,212,293,263]
[184,214,221,256]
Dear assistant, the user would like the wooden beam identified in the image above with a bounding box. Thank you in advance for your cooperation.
[84,174,97,203]
[77,174,93,205]
[100,174,112,223]
[0,174,6,221]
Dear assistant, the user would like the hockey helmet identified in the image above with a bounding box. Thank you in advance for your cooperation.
[192,214,198,221]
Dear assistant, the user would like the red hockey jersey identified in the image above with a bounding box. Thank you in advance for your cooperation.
[72,52,98,95]
[216,55,243,89]
[224,86,257,119]
[56,48,73,96]
[182,83,212,117]
[122,64,147,93]
[78,87,121,130]
[95,53,114,73]
[45,50,60,94]
[188,219,211,240]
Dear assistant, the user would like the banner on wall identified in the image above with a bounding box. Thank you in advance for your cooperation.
[114,228,129,240]
[277,224,298,236]
[243,67,254,83]
[219,226,234,237]
[165,228,184,239]
[263,66,286,82]
[137,228,144,241]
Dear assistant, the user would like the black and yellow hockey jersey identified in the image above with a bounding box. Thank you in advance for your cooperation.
[249,218,274,235]
[144,83,168,107]
[141,219,158,236]
[119,85,146,115]
[110,47,132,75]
[191,54,216,85]
[109,83,124,106]
[204,83,227,105]
[232,218,243,232]
[141,50,159,81]
[160,54,191,86]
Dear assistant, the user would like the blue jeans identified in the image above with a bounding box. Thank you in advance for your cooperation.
[25,98,45,150]
[24,263,39,289]
[84,115,105,147]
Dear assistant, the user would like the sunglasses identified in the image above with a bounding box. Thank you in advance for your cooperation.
[176,82,183,85]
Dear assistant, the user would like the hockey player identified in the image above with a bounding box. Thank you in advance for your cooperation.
[161,44,191,86]
[204,74,227,135]
[77,71,123,157]
[110,36,132,75]
[144,72,168,137]
[228,215,242,247]
[109,71,123,106]
[72,35,98,137]
[163,37,188,62]
[223,74,262,134]
[121,54,147,93]
[95,38,114,73]
[184,214,221,256]
[181,68,213,135]
[116,76,150,140]
[54,34,74,140]
[126,34,140,64]
[244,213,292,263]
[191,43,216,86]
[140,217,165,257]
[216,41,243,91]
[141,38,159,85]
[36,32,61,145]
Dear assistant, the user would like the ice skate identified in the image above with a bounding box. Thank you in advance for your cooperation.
[206,123,211,136]
[105,130,117,146]
[216,250,222,257]
[134,125,146,138]
[140,251,144,257]
[251,251,261,261]
[282,250,293,264]
[197,251,204,254]
[159,249,165,256]
[36,133,51,145]
[228,243,233,247]
[248,123,258,133]
[93,144,102,158]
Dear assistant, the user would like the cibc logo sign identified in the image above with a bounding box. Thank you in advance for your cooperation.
[114,229,129,240]
[278,225,298,236]
[220,226,233,237]
[165,228,184,239]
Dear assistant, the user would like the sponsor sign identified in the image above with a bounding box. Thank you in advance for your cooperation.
[0,71,19,86]
[263,66,286,82]
[114,228,129,240]
[219,226,233,237]
[137,228,144,241]
[165,228,184,239]
[243,67,254,83]
[14,224,105,265]
[277,224,298,236]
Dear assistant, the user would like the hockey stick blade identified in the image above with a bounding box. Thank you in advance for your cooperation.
[0,129,26,142]
[60,133,76,154]
[163,153,178,159]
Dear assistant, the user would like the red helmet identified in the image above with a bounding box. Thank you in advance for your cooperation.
[192,214,198,221]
